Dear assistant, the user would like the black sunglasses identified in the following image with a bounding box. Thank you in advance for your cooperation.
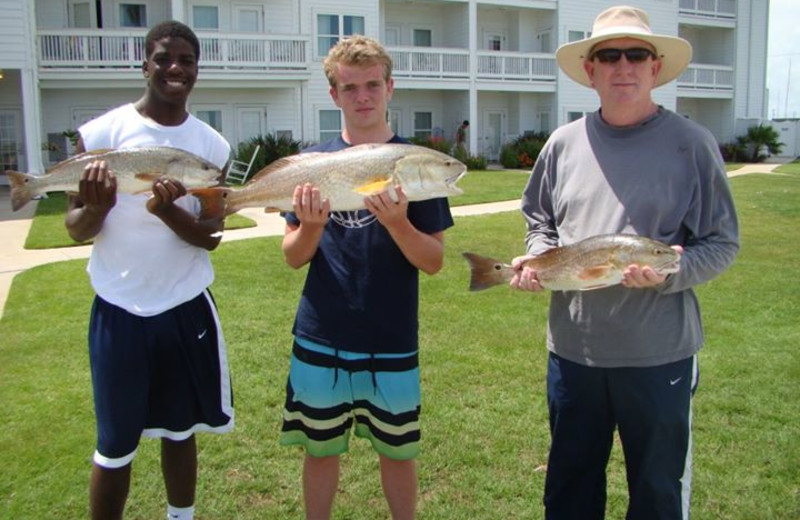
[590,48,657,64]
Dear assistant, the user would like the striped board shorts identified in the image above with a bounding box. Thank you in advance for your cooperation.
[280,337,421,460]
[88,290,234,469]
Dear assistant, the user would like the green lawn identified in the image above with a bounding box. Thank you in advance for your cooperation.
[1,173,798,518]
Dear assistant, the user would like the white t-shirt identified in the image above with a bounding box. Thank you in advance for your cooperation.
[79,103,231,316]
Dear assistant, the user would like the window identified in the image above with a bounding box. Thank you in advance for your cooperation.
[567,111,589,123]
[319,109,342,142]
[413,112,433,139]
[568,30,590,43]
[317,14,365,56]
[413,29,432,47]
[120,3,147,28]
[196,110,223,132]
[193,6,219,30]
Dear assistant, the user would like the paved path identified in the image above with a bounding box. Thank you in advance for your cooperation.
[0,160,787,319]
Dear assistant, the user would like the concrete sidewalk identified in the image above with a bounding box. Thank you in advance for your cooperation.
[0,159,788,319]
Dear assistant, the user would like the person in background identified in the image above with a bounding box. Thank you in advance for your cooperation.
[454,120,469,152]
[279,35,454,520]
[65,21,233,520]
[510,6,739,519]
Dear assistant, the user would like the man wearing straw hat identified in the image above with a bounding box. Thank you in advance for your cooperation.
[511,6,739,519]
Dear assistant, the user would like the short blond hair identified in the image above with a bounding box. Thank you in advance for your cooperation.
[323,35,393,88]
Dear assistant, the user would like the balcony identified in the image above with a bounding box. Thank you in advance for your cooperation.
[388,47,470,79]
[677,63,734,93]
[387,47,556,85]
[679,0,736,20]
[37,29,309,73]
[476,51,556,82]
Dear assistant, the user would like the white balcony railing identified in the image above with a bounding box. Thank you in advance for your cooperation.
[37,29,309,71]
[388,47,557,83]
[388,47,470,79]
[476,51,556,82]
[678,0,736,19]
[678,63,734,91]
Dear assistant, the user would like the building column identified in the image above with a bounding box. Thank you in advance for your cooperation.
[468,0,478,154]
[171,0,185,22]
[20,67,44,173]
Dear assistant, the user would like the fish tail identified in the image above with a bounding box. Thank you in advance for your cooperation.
[4,171,35,212]
[462,252,511,291]
[190,187,234,218]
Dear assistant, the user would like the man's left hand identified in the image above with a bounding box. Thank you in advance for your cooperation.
[622,245,683,288]
[364,185,408,228]
[147,178,186,216]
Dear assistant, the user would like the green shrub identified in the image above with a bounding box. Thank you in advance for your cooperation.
[233,134,304,181]
[500,133,548,169]
[406,136,452,154]
[453,147,488,170]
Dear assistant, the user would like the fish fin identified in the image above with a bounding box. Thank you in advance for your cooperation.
[354,177,393,195]
[248,153,308,182]
[134,171,163,183]
[190,187,233,218]
[462,252,511,291]
[4,170,35,212]
[264,206,281,213]
[578,264,613,280]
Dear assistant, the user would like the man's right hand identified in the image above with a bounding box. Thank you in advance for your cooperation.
[292,182,330,227]
[78,160,117,214]
[509,254,544,292]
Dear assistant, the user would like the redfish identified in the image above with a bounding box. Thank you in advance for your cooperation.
[191,143,466,217]
[463,234,680,292]
[4,147,222,211]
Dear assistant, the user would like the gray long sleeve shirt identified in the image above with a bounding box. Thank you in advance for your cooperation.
[521,107,739,367]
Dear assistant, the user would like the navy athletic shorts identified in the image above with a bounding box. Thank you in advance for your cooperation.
[88,290,233,468]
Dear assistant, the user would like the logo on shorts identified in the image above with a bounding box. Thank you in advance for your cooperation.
[198,329,208,340]
[670,377,682,386]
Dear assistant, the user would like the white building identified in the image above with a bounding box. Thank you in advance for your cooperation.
[0,0,769,182]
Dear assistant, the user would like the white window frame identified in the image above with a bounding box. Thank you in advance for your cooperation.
[192,105,225,133]
[117,2,148,28]
[191,4,220,31]
[413,110,433,139]
[411,26,434,47]
[315,12,366,58]
[318,108,342,143]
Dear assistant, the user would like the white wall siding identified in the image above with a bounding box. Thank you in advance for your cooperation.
[0,0,32,68]
[734,0,769,120]
[34,0,67,29]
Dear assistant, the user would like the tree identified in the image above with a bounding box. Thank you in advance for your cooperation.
[739,124,784,162]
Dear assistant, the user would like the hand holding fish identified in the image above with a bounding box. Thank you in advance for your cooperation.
[510,254,544,292]
[78,160,117,214]
[364,185,408,228]
[292,183,330,226]
[622,245,683,288]
[146,178,187,216]
[463,234,682,292]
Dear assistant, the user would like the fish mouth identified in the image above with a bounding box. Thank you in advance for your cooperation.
[446,167,467,192]
[654,259,681,274]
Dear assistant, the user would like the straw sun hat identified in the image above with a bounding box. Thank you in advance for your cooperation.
[555,5,692,88]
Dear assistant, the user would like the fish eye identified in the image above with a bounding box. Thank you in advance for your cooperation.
[493,264,502,271]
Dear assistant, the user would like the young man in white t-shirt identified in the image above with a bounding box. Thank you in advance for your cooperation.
[65,21,232,520]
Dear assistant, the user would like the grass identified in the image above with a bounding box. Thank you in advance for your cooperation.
[2,172,799,518]
[22,170,527,250]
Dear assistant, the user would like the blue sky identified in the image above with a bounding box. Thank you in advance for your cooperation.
[767,0,800,119]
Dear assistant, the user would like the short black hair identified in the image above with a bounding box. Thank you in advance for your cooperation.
[144,20,201,61]
[462,120,470,126]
